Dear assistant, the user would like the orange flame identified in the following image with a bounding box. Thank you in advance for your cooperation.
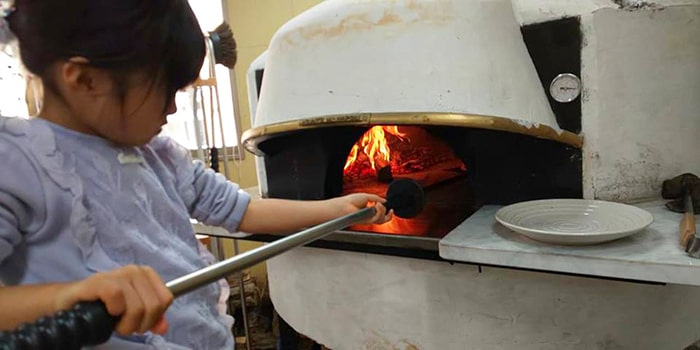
[344,126,407,172]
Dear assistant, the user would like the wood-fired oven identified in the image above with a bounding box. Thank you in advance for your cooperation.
[240,0,700,258]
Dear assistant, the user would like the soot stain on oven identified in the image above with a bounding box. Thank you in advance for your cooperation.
[257,124,582,242]
[592,143,663,201]
[280,1,454,48]
[363,331,420,350]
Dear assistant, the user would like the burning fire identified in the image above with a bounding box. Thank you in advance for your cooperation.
[344,126,407,173]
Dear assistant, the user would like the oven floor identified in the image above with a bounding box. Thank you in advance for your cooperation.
[348,176,475,239]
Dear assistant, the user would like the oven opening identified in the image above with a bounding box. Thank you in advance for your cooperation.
[254,120,582,250]
[341,126,475,238]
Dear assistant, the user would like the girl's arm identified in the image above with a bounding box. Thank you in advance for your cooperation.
[238,193,391,234]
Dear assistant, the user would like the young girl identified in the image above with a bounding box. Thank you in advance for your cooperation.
[0,0,391,348]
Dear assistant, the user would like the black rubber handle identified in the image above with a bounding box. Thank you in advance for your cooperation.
[0,301,118,350]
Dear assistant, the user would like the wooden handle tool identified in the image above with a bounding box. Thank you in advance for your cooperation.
[680,189,696,247]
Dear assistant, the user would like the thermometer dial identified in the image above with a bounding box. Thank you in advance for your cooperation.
[549,73,581,103]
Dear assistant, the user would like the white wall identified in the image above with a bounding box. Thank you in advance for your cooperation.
[581,5,700,201]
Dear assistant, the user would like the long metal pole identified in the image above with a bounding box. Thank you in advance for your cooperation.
[166,207,376,297]
[232,239,252,350]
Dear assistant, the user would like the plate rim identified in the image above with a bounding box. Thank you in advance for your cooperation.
[494,198,655,237]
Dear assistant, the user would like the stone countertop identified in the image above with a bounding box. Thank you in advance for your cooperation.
[439,200,700,286]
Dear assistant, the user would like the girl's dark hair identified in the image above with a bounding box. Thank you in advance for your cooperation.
[7,0,205,102]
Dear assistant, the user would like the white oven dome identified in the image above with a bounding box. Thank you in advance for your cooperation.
[247,0,581,149]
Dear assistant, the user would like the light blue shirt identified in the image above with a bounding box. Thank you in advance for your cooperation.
[0,116,251,349]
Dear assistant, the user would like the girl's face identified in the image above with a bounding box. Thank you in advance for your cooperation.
[86,72,178,146]
[42,61,180,147]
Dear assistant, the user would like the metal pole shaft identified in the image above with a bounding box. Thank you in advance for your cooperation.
[166,207,376,297]
[233,239,252,350]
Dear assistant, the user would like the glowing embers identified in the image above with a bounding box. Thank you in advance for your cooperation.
[344,126,406,179]
[343,126,465,186]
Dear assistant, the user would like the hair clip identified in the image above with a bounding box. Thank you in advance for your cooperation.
[0,0,15,46]
[0,0,14,18]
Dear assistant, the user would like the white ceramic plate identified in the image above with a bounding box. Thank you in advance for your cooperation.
[495,199,654,245]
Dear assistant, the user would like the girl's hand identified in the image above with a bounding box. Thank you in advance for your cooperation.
[333,193,393,224]
[54,265,173,336]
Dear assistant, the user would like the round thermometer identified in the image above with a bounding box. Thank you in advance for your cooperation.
[549,73,581,103]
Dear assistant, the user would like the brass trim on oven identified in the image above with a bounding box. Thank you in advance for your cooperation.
[241,112,583,155]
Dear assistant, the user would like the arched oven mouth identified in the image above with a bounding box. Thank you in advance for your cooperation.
[240,112,583,254]
[242,112,583,155]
